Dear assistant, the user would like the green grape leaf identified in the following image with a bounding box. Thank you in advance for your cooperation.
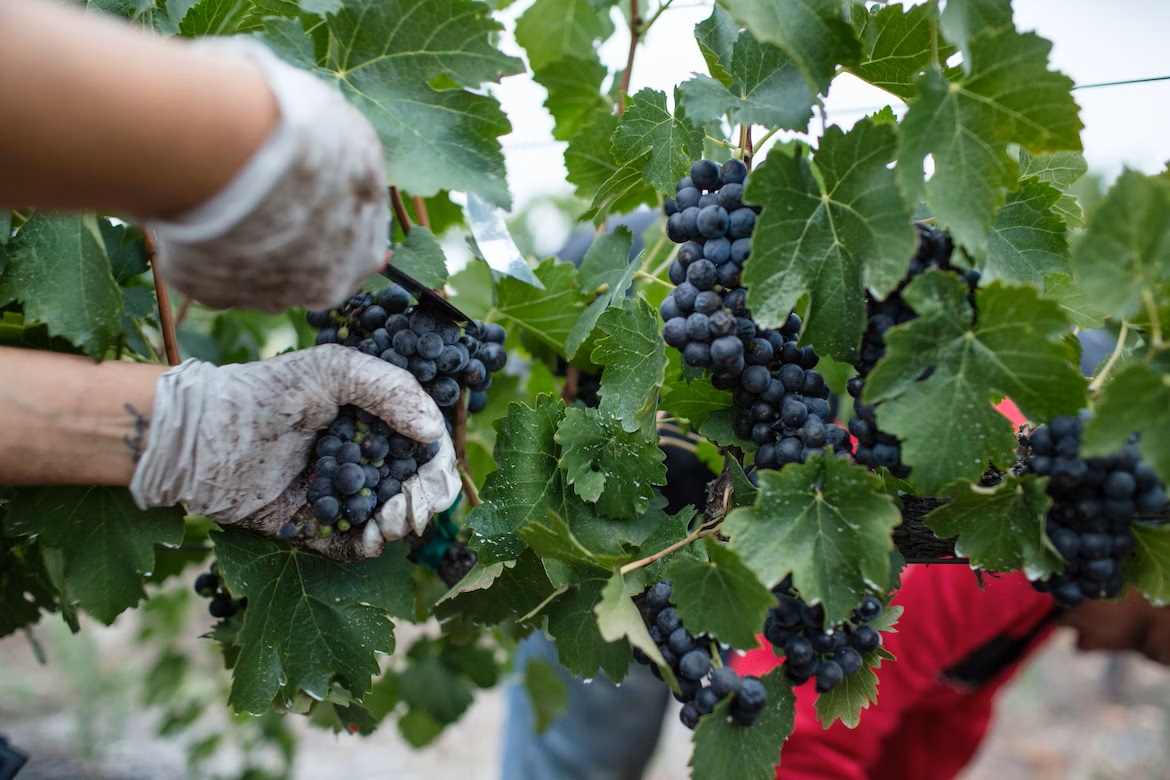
[591,297,669,434]
[743,117,916,360]
[660,375,733,429]
[556,407,666,518]
[398,640,474,727]
[612,89,704,194]
[4,487,183,624]
[865,273,1087,492]
[438,552,556,625]
[722,0,860,97]
[492,257,588,355]
[1082,363,1170,486]
[535,56,612,142]
[724,455,900,625]
[1126,522,1170,606]
[637,506,698,583]
[566,113,620,201]
[178,0,259,36]
[695,4,739,88]
[390,226,448,291]
[260,1,524,208]
[0,213,125,358]
[0,535,57,638]
[897,30,1083,253]
[690,669,795,780]
[1019,149,1087,227]
[983,178,1070,284]
[584,155,660,224]
[847,2,954,101]
[1042,273,1105,330]
[519,509,631,569]
[923,476,1061,577]
[515,0,615,72]
[524,659,569,734]
[665,538,775,648]
[679,30,814,132]
[813,660,879,728]
[1072,169,1170,323]
[566,228,636,358]
[594,568,669,669]
[448,258,494,321]
[938,0,1014,64]
[546,570,630,680]
[697,408,754,450]
[213,529,415,715]
[99,220,148,283]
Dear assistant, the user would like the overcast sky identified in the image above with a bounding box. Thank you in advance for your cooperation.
[479,0,1170,256]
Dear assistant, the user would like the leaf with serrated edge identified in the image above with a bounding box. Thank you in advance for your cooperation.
[436,561,506,605]
[520,509,630,569]
[1072,169,1170,324]
[638,506,698,583]
[924,476,1060,578]
[584,155,659,224]
[515,0,615,72]
[666,538,775,648]
[0,214,125,358]
[725,456,900,625]
[1082,363,1170,487]
[594,568,668,669]
[984,178,1069,284]
[390,226,448,291]
[865,273,1086,492]
[592,297,668,434]
[897,29,1082,253]
[566,228,636,358]
[1042,273,1105,330]
[546,570,630,680]
[215,531,414,714]
[690,669,794,780]
[847,2,955,101]
[1126,523,1170,606]
[939,0,1014,65]
[556,407,666,518]
[660,375,733,430]
[438,552,556,625]
[178,0,258,36]
[1019,149,1087,227]
[814,661,878,728]
[4,487,183,624]
[535,56,611,142]
[491,257,589,355]
[612,89,704,194]
[743,118,916,360]
[259,2,523,208]
[695,4,738,88]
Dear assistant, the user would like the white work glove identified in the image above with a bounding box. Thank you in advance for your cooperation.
[129,344,461,562]
[150,37,387,314]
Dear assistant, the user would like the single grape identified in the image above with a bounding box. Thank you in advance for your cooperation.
[389,457,418,481]
[720,158,748,184]
[697,205,730,238]
[646,581,673,609]
[690,159,721,191]
[849,625,881,653]
[334,462,366,495]
[313,495,341,524]
[815,660,845,693]
[392,329,419,357]
[337,441,362,465]
[430,376,462,407]
[679,649,711,681]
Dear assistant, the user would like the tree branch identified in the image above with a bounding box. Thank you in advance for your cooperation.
[617,0,641,116]
[142,227,181,366]
[561,365,580,405]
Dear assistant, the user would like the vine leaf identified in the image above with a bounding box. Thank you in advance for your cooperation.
[519,509,630,570]
[546,569,630,681]
[260,0,524,208]
[983,178,1070,284]
[678,30,814,132]
[743,117,916,361]
[0,213,125,358]
[1018,149,1088,227]
[568,112,654,212]
[694,4,739,88]
[534,55,611,143]
[611,88,704,194]
[1082,363,1170,486]
[213,529,415,715]
[813,652,881,728]
[897,29,1083,253]
[923,476,1061,577]
[1126,522,1170,606]
[690,669,795,780]
[436,552,556,626]
[0,535,57,638]
[1072,169,1170,324]
[515,0,614,72]
[556,407,666,518]
[178,0,259,36]
[1042,273,1105,330]
[724,455,900,625]
[492,257,588,355]
[660,375,733,430]
[566,227,636,359]
[938,0,1014,65]
[583,154,659,224]
[865,272,1087,492]
[722,0,860,97]
[847,2,954,101]
[592,297,669,435]
[4,487,184,624]
[390,226,448,291]
[594,568,669,669]
[665,538,776,648]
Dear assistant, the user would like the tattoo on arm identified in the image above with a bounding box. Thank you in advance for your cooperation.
[124,403,148,463]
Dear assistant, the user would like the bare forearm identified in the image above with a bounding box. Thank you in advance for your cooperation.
[0,347,166,485]
[0,0,278,218]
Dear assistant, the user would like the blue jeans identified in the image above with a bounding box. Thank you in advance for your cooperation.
[500,632,670,780]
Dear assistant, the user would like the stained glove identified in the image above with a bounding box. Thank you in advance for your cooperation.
[150,37,388,314]
[129,344,461,562]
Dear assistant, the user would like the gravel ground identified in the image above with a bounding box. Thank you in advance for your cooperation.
[3,614,1169,780]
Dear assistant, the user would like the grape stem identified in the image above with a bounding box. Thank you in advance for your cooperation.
[389,187,413,236]
[457,462,481,507]
[619,515,720,575]
[635,270,672,288]
[1142,289,1165,351]
[704,135,739,151]
[637,0,676,35]
[1088,320,1129,393]
[561,365,580,404]
[738,124,753,169]
[142,226,181,366]
[411,195,431,230]
[616,0,641,115]
[752,125,781,154]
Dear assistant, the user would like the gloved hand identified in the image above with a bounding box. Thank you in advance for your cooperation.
[149,37,388,314]
[129,344,461,562]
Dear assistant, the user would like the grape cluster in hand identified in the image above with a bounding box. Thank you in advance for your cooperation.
[847,224,977,478]
[661,159,851,470]
[764,578,883,694]
[194,562,246,619]
[633,581,768,729]
[1025,414,1167,608]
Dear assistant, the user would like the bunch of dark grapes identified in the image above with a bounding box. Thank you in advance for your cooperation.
[194,562,246,619]
[633,581,768,729]
[1024,414,1167,608]
[847,224,977,478]
[660,159,851,470]
[763,579,883,693]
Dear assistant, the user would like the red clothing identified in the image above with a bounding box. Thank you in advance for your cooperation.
[731,566,1055,780]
